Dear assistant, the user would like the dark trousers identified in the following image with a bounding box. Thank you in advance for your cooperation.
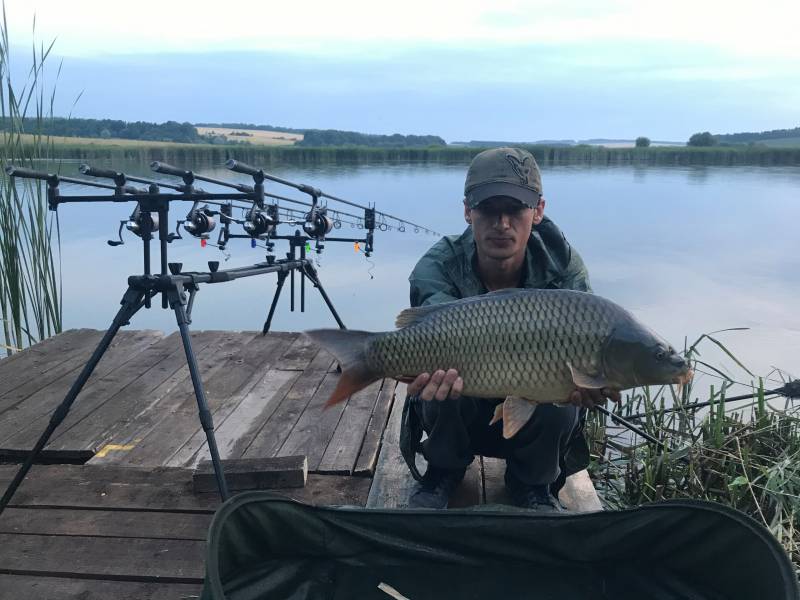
[414,396,580,487]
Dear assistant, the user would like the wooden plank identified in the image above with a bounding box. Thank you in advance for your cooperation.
[0,329,91,379]
[55,331,218,456]
[0,575,201,600]
[277,333,322,370]
[192,455,307,493]
[366,383,427,508]
[188,367,301,466]
[0,330,162,448]
[1,331,173,452]
[0,507,211,539]
[87,331,254,466]
[317,379,383,475]
[482,457,511,505]
[0,329,99,396]
[447,459,483,508]
[0,534,206,582]
[354,380,397,475]
[163,332,296,468]
[275,370,347,471]
[0,464,370,510]
[242,348,331,459]
[483,457,602,512]
[0,330,155,412]
[0,330,106,409]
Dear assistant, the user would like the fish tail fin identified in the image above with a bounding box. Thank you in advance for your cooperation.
[304,329,382,407]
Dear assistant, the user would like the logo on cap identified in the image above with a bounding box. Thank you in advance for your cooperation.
[505,153,532,184]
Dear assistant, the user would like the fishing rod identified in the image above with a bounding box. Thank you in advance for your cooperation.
[1,158,442,515]
[225,159,439,236]
[622,379,800,421]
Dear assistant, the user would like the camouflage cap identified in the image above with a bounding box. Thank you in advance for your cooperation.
[464,147,542,209]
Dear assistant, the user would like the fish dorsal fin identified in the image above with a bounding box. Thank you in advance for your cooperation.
[395,304,449,328]
[502,396,538,439]
[567,362,610,389]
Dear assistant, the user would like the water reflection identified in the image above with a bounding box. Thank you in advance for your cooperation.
[43,161,800,388]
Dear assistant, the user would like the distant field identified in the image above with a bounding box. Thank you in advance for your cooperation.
[18,133,202,148]
[196,127,303,146]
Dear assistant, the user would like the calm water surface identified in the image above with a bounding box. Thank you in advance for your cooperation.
[53,160,800,391]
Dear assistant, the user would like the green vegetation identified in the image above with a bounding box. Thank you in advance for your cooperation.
[586,331,800,570]
[26,140,800,168]
[0,117,207,144]
[635,136,650,148]
[0,13,62,354]
[297,129,446,148]
[716,125,800,145]
[688,131,718,147]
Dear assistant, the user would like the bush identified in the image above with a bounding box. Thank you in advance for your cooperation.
[635,136,650,147]
[688,131,717,147]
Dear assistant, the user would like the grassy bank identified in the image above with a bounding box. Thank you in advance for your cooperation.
[21,139,800,167]
[586,332,800,572]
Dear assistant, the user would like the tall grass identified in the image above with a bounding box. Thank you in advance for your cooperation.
[587,332,800,571]
[17,140,800,168]
[0,6,62,354]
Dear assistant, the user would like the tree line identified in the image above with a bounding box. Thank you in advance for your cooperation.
[297,129,445,148]
[3,117,204,143]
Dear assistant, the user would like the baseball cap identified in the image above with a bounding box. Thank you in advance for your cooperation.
[464,147,543,209]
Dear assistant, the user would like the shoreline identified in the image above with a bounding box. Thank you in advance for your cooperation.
[20,138,800,167]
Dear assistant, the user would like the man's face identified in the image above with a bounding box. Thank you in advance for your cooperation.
[464,196,544,261]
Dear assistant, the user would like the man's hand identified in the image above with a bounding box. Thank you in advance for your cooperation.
[408,369,464,401]
[568,387,621,409]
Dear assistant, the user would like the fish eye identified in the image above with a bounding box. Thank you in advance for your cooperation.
[655,349,666,361]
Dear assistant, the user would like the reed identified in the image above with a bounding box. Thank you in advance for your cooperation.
[0,6,62,355]
[18,140,800,168]
[586,332,800,571]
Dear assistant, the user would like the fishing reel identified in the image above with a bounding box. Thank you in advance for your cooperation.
[108,205,159,246]
[178,203,216,239]
[303,208,334,239]
[243,206,277,239]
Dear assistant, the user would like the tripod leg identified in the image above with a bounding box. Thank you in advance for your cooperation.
[263,270,288,334]
[168,287,230,502]
[0,287,146,516]
[302,263,346,330]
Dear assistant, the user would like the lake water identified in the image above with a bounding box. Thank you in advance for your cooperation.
[50,159,800,394]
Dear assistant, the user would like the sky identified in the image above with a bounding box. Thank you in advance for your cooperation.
[5,0,800,142]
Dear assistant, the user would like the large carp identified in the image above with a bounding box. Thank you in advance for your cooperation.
[306,289,692,438]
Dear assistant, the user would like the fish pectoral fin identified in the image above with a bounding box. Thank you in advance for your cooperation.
[567,362,610,390]
[489,403,504,426]
[502,396,538,439]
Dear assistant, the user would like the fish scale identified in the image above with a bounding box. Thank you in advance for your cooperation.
[367,289,617,401]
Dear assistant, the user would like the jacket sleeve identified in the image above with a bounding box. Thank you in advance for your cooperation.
[560,244,593,293]
[408,254,461,308]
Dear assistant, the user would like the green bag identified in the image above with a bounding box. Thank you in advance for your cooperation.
[201,493,798,600]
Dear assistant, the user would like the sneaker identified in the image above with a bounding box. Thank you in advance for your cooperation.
[408,466,466,509]
[505,475,563,512]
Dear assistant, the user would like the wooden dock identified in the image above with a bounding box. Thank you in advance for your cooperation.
[0,329,600,599]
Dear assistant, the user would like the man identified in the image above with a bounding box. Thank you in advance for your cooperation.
[401,147,618,510]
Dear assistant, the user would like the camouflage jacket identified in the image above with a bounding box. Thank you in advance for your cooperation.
[400,216,592,483]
